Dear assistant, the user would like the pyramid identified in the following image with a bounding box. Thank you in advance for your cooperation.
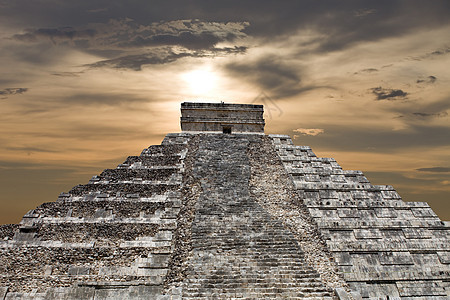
[0,102,449,299]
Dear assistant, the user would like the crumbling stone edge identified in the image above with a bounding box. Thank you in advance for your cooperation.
[248,136,353,298]
[164,135,201,290]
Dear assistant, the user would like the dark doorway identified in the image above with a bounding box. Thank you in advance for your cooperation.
[223,126,232,134]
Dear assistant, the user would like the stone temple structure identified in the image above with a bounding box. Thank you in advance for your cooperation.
[0,102,449,299]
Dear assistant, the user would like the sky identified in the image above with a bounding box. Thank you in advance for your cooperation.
[1,0,449,224]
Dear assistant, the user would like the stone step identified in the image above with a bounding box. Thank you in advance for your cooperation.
[181,135,333,296]
[140,144,186,156]
[22,223,160,244]
[124,155,181,167]
[96,168,178,182]
[30,200,168,219]
[68,183,179,197]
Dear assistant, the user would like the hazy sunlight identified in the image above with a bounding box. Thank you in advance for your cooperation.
[182,69,218,95]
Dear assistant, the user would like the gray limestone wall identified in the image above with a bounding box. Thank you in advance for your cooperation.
[270,134,450,299]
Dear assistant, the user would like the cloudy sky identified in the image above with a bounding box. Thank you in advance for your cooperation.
[1,0,449,223]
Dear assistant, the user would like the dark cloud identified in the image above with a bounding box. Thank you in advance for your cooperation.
[86,52,190,71]
[371,87,407,100]
[99,19,249,51]
[13,27,96,43]
[388,98,449,123]
[416,167,450,173]
[0,88,28,97]
[419,98,450,113]
[354,68,378,75]
[87,8,109,14]
[409,46,450,61]
[3,42,67,66]
[63,92,150,105]
[3,2,449,76]
[179,1,449,53]
[353,8,377,18]
[298,123,450,153]
[9,19,249,69]
[86,46,246,71]
[225,55,335,99]
[417,75,437,84]
[413,111,448,118]
[226,57,299,87]
[224,56,316,98]
[430,48,450,56]
[310,3,450,53]
[11,19,248,51]
[51,71,84,77]
[122,31,228,50]
[2,1,450,53]
[5,146,58,153]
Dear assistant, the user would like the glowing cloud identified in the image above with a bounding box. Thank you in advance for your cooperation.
[294,128,325,136]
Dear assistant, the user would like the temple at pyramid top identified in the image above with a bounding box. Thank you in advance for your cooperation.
[180,102,265,133]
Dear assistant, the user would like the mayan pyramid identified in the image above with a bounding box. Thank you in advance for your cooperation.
[0,102,449,299]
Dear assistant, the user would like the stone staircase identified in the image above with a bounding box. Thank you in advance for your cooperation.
[181,134,336,299]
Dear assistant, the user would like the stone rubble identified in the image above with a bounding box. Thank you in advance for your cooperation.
[248,136,348,291]
[165,134,202,288]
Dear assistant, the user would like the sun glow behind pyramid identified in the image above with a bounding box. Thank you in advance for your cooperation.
[182,69,218,95]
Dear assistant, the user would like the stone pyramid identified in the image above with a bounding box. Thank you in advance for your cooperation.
[0,102,449,299]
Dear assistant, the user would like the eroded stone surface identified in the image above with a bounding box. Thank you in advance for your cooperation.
[180,134,335,299]
[248,136,347,290]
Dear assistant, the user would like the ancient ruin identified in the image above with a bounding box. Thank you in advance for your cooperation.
[0,102,449,299]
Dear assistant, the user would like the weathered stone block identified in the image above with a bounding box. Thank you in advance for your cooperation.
[45,287,95,300]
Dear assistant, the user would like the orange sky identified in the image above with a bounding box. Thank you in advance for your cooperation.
[0,1,449,223]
